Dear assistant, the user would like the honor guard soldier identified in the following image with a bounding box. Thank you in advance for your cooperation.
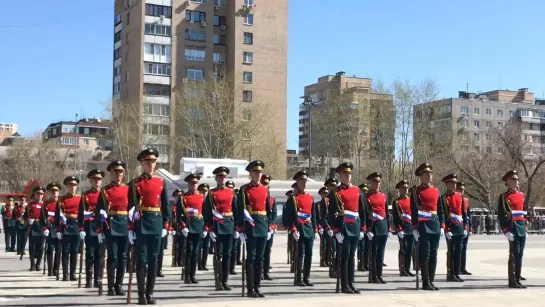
[41,183,61,276]
[322,178,337,275]
[357,183,369,272]
[261,174,277,281]
[177,173,205,284]
[440,173,467,282]
[317,187,328,267]
[285,170,318,287]
[56,176,82,281]
[198,183,211,271]
[2,196,15,252]
[365,172,391,284]
[456,182,472,275]
[411,163,444,291]
[328,162,366,294]
[392,180,414,277]
[13,201,25,256]
[203,166,237,290]
[25,187,46,271]
[497,170,527,288]
[236,160,273,298]
[96,161,129,296]
[172,189,184,267]
[127,148,170,305]
[78,169,105,288]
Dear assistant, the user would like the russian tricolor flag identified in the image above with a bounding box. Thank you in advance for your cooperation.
[372,212,384,221]
[402,213,411,223]
[297,212,311,219]
[187,208,199,215]
[212,210,224,223]
[418,211,432,221]
[450,213,463,224]
[99,209,109,229]
[59,212,68,227]
[83,210,94,221]
[511,210,526,217]
[129,207,141,222]
[47,211,55,222]
[243,209,255,227]
[343,210,358,223]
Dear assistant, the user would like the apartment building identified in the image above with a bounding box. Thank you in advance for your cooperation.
[414,88,545,158]
[113,0,288,176]
[43,118,113,150]
[0,123,18,145]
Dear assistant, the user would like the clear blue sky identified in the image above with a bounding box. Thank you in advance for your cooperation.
[1,0,544,151]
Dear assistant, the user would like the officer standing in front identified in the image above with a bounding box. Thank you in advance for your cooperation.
[365,172,390,284]
[236,160,273,298]
[392,180,414,276]
[177,173,205,284]
[127,148,170,305]
[25,187,46,271]
[203,166,237,290]
[57,176,82,281]
[410,163,444,291]
[96,161,129,296]
[261,174,277,281]
[456,181,472,275]
[328,162,366,294]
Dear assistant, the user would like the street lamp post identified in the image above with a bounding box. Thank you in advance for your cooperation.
[301,96,318,177]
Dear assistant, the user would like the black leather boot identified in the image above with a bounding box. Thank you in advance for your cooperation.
[254,264,265,297]
[85,259,92,288]
[62,253,69,281]
[115,261,126,295]
[221,262,232,291]
[515,260,527,288]
[201,250,209,271]
[422,261,433,291]
[428,260,439,290]
[156,253,164,277]
[137,266,147,305]
[341,263,353,294]
[70,252,78,281]
[246,264,258,297]
[145,267,157,304]
[303,259,313,287]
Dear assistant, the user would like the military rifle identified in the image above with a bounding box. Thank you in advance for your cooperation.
[292,236,299,285]
[43,238,48,275]
[367,239,374,283]
[328,236,335,278]
[98,240,106,296]
[335,242,342,293]
[241,241,246,297]
[127,245,135,304]
[78,240,85,288]
[213,239,222,290]
[180,235,187,280]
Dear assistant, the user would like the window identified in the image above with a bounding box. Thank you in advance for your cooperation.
[213,34,226,45]
[460,106,468,114]
[186,107,204,120]
[191,0,206,3]
[243,32,253,45]
[113,82,120,94]
[61,137,77,145]
[486,121,491,128]
[486,108,491,115]
[243,52,253,64]
[125,71,129,82]
[144,63,171,76]
[185,68,204,80]
[243,71,252,83]
[244,14,254,25]
[498,147,504,154]
[185,29,206,41]
[243,90,252,102]
[143,103,170,117]
[243,109,252,121]
[461,133,468,140]
[114,65,121,77]
[213,53,225,64]
[145,145,168,155]
[473,120,480,128]
[184,88,204,99]
[474,146,480,152]
[114,31,121,43]
[213,15,226,26]
[486,147,492,154]
[486,133,491,141]
[126,12,130,25]
[509,110,514,117]
[461,119,468,128]
[242,130,251,141]
[114,14,121,26]
[214,0,226,6]
[143,83,171,96]
[62,125,75,133]
[445,105,451,113]
[185,49,206,61]
[83,139,89,145]
[461,145,469,152]
[497,109,503,117]
[145,24,171,36]
[185,10,206,22]
[83,128,90,135]
[144,43,171,63]
[145,4,172,18]
[143,124,170,136]
[244,0,254,4]
[497,122,503,129]
[474,107,480,115]
[473,133,479,141]
[114,48,121,60]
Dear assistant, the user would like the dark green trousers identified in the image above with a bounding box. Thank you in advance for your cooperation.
[461,235,469,271]
[107,235,128,290]
[46,236,61,275]
[135,234,162,295]
[297,236,314,280]
[174,235,185,266]
[402,235,414,271]
[62,235,81,278]
[419,233,440,281]
[362,236,369,268]
[216,234,233,282]
[371,235,388,277]
[29,234,44,268]
[16,228,27,254]
[448,235,463,275]
[513,235,526,280]
[340,234,358,287]
[85,236,101,283]
[157,236,167,274]
[185,233,202,278]
[264,234,274,275]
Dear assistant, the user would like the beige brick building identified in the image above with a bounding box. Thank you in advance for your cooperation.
[113,0,287,177]
[0,123,17,145]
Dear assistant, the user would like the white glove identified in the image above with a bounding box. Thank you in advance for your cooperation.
[162,229,167,238]
[29,219,35,225]
[319,228,324,235]
[366,231,374,240]
[446,231,453,240]
[315,233,320,240]
[210,231,217,242]
[98,233,105,244]
[182,228,189,237]
[128,230,136,244]
[327,229,334,237]
[43,229,50,237]
[440,228,445,237]
[239,232,247,244]
[234,231,240,239]
[388,232,392,238]
[335,232,344,243]
[267,230,272,241]
[504,231,515,242]
[413,230,419,242]
[463,230,468,238]
[169,230,175,236]
[468,231,472,236]
[397,232,404,239]
[202,230,208,238]
[293,231,300,241]
[79,231,86,240]
[56,232,63,240]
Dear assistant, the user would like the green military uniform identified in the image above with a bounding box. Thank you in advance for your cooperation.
[57,176,83,281]
[261,174,277,280]
[16,200,28,256]
[128,149,170,305]
[25,188,46,271]
[2,197,16,252]
[41,183,62,277]
[392,180,415,277]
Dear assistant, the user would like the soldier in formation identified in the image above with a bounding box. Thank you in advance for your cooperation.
[58,176,82,281]
[456,181,472,275]
[392,180,414,277]
[25,186,46,271]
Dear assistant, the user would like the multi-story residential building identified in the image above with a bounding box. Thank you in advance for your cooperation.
[0,123,18,145]
[112,0,288,177]
[414,88,545,159]
[43,118,112,150]
[299,72,394,178]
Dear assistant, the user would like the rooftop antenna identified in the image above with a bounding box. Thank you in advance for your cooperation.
[466,83,469,98]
